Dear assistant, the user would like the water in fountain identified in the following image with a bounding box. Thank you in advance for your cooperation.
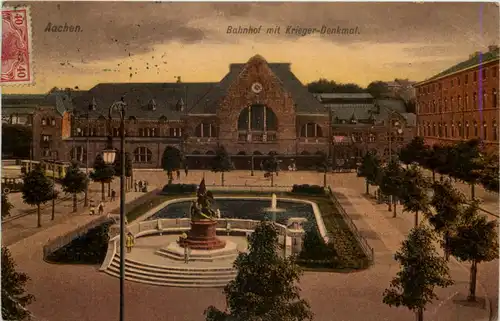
[264,193,285,222]
[271,193,277,210]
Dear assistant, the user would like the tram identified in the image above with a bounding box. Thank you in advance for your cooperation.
[21,160,71,180]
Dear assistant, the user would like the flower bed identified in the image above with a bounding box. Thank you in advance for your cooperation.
[291,184,325,195]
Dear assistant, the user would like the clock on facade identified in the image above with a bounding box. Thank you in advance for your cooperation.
[251,82,263,93]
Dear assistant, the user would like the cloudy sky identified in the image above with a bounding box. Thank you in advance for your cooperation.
[2,2,499,94]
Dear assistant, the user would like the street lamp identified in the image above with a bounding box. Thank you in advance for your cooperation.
[84,98,97,207]
[51,150,56,220]
[101,97,127,321]
[387,116,404,211]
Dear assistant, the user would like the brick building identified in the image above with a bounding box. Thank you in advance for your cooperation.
[4,55,416,169]
[415,45,499,155]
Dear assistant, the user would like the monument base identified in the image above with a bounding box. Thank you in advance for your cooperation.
[178,219,226,250]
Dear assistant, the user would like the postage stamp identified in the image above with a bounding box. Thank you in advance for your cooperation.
[1,6,33,86]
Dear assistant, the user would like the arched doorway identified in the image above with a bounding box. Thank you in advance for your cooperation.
[237,104,278,142]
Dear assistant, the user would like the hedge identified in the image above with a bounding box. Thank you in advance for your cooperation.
[291,184,325,195]
[161,184,197,194]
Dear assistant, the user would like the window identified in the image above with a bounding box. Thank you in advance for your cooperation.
[451,123,455,137]
[300,123,323,138]
[473,92,477,109]
[169,128,182,137]
[444,98,448,111]
[112,128,120,137]
[432,123,436,136]
[51,118,56,126]
[465,74,469,84]
[438,123,442,137]
[41,135,51,142]
[493,67,497,78]
[457,77,461,86]
[493,89,498,108]
[493,121,498,141]
[139,128,157,137]
[465,121,469,138]
[237,105,277,132]
[483,69,487,80]
[458,95,461,110]
[483,91,487,108]
[465,94,468,110]
[368,133,376,142]
[450,97,454,111]
[42,149,51,157]
[444,123,448,137]
[458,122,463,138]
[474,121,478,137]
[70,146,86,162]
[41,118,47,126]
[195,123,216,137]
[134,147,152,163]
[483,122,488,140]
[451,80,454,87]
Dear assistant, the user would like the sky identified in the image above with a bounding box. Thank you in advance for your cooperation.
[2,1,499,94]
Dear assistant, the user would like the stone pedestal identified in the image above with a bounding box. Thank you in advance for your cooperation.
[178,219,226,250]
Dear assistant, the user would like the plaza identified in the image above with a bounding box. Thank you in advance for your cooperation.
[3,169,497,321]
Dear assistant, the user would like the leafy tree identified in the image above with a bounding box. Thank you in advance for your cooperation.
[1,247,35,321]
[400,166,431,227]
[89,154,115,201]
[357,151,382,195]
[379,158,404,216]
[299,228,336,261]
[263,153,280,187]
[60,161,88,212]
[398,136,428,168]
[428,179,466,260]
[161,146,182,184]
[1,124,32,159]
[383,226,453,321]
[204,222,313,321]
[366,81,390,98]
[21,164,57,227]
[450,139,485,199]
[211,145,234,186]
[449,201,499,301]
[307,78,365,93]
[2,191,13,218]
[421,144,446,182]
[316,152,333,188]
[479,157,499,193]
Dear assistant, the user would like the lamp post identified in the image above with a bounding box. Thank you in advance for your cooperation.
[387,113,404,211]
[51,150,56,220]
[101,97,127,321]
[84,98,97,207]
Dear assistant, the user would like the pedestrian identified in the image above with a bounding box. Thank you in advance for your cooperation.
[111,189,116,201]
[184,165,188,177]
[143,180,148,192]
[176,169,181,180]
[98,202,104,215]
[134,180,138,192]
[126,232,135,253]
[89,204,96,216]
[138,180,143,191]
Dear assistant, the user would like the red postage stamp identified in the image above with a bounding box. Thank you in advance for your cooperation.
[1,6,33,85]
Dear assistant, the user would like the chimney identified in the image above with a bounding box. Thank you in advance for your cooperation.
[488,45,499,53]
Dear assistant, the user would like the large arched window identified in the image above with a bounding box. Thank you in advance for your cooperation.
[493,121,498,141]
[134,147,152,163]
[237,105,277,131]
[465,121,469,138]
[493,89,498,108]
[300,123,323,137]
[473,121,478,137]
[444,123,448,137]
[483,121,488,140]
[195,123,217,137]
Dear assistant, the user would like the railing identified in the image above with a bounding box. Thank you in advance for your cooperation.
[326,186,374,263]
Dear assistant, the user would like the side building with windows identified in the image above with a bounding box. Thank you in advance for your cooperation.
[415,45,499,155]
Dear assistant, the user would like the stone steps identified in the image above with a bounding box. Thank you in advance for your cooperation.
[155,248,238,262]
[104,255,237,288]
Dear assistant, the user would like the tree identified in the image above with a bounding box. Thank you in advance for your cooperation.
[479,157,499,193]
[357,151,382,195]
[421,144,447,182]
[263,153,280,187]
[1,124,32,159]
[383,226,453,321]
[60,161,88,212]
[21,164,57,227]
[1,247,35,321]
[400,166,430,227]
[449,201,499,301]
[211,146,233,186]
[307,78,365,93]
[89,154,115,201]
[379,158,404,216]
[366,81,389,98]
[398,136,428,168]
[450,139,485,199]
[113,151,133,190]
[161,146,182,184]
[428,179,466,260]
[204,222,313,321]
[317,152,333,188]
[2,191,13,219]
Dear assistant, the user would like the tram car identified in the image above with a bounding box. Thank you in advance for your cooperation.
[21,160,71,180]
[1,177,24,193]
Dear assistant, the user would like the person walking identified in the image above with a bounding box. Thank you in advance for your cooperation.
[184,165,188,177]
[111,189,116,201]
[134,180,138,192]
[138,180,143,191]
[98,202,104,215]
[89,203,96,216]
[176,169,181,180]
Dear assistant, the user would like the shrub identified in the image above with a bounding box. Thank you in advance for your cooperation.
[161,184,197,194]
[46,222,112,264]
[299,228,337,260]
[292,184,325,195]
